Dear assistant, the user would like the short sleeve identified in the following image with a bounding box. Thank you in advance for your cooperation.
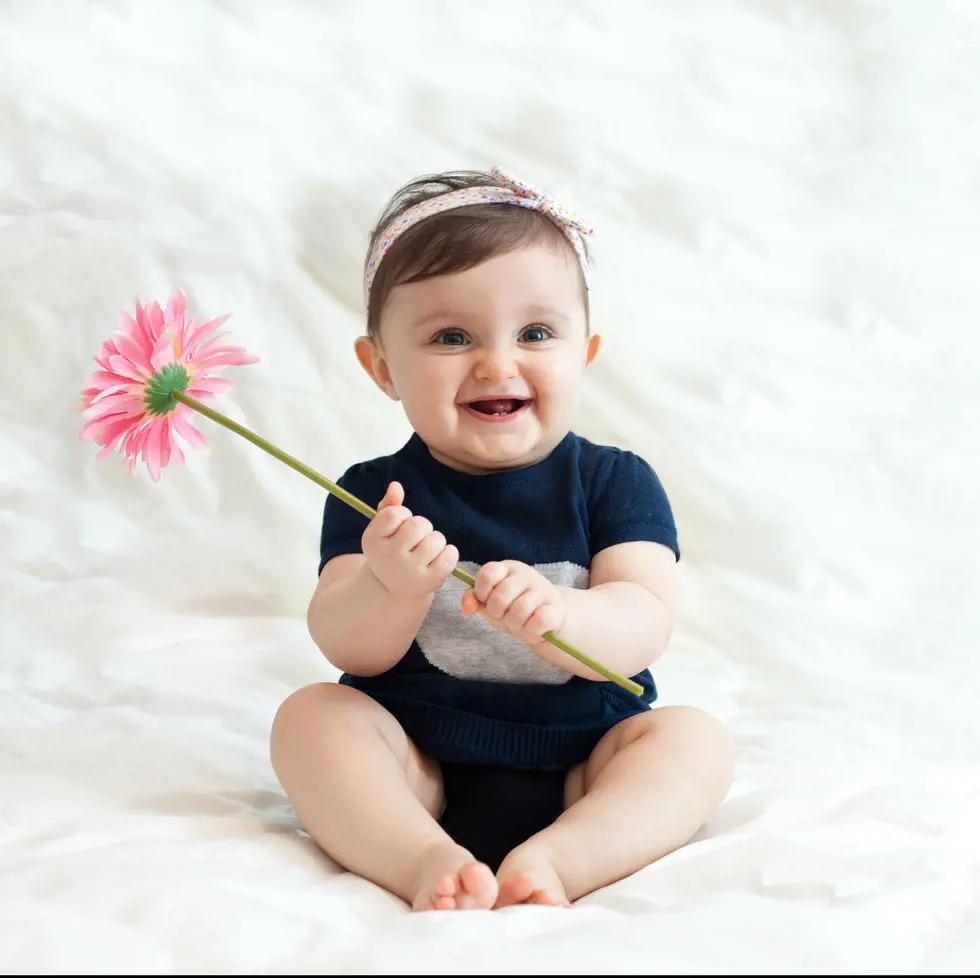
[317,461,389,575]
[588,450,680,561]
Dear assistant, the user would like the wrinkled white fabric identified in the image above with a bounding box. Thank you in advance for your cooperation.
[1,1,978,972]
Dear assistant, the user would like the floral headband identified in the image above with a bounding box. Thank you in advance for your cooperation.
[363,166,594,304]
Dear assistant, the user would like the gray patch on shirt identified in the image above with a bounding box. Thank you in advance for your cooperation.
[416,560,590,684]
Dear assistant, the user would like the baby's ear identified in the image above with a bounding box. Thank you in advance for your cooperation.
[354,335,399,400]
[586,332,601,366]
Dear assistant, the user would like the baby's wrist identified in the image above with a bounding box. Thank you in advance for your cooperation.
[359,561,435,607]
[358,559,391,594]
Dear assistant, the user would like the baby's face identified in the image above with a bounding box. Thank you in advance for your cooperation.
[365,242,597,474]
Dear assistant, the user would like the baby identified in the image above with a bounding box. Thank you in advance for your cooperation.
[271,168,734,910]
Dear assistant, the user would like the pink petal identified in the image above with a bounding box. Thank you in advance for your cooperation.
[114,331,152,374]
[146,434,162,481]
[150,339,176,373]
[165,289,186,329]
[85,381,137,404]
[81,415,133,444]
[190,331,235,359]
[92,349,116,371]
[188,377,232,396]
[89,416,137,450]
[122,424,146,462]
[85,368,129,389]
[172,414,206,450]
[200,312,231,331]
[169,425,186,467]
[85,400,146,425]
[133,431,155,477]
[118,310,154,361]
[133,298,156,350]
[83,397,144,425]
[196,350,260,368]
[107,354,149,383]
[156,418,172,470]
[183,314,230,355]
[147,301,166,341]
[84,386,145,411]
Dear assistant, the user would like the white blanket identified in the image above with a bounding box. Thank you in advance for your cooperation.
[2,1,979,972]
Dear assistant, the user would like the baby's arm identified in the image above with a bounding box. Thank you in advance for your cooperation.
[308,481,459,676]
[464,541,676,681]
[551,540,677,679]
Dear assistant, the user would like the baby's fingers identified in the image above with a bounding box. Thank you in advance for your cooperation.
[425,543,459,587]
[461,588,482,617]
[411,528,446,566]
[377,481,405,512]
[369,503,413,539]
[473,562,511,604]
[522,605,562,642]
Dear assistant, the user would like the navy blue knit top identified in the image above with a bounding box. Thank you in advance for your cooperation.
[317,431,680,769]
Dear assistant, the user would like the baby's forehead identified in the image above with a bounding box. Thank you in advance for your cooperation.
[389,269,585,332]
[411,244,582,300]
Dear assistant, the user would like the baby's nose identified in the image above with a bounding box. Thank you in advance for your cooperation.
[474,345,518,381]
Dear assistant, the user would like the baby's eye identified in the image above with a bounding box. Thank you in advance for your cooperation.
[520,324,553,343]
[433,329,469,346]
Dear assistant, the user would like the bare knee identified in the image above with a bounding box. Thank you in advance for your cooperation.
[650,705,735,793]
[651,704,731,741]
[270,682,366,768]
[584,705,734,796]
[269,682,440,807]
[272,680,356,733]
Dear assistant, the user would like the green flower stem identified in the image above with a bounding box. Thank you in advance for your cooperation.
[173,390,644,696]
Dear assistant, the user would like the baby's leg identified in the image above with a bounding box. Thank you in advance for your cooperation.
[495,706,734,906]
[271,682,496,910]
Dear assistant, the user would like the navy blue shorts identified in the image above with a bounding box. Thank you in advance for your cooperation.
[438,762,569,872]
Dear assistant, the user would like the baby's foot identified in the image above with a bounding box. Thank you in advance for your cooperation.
[494,847,569,908]
[411,843,498,911]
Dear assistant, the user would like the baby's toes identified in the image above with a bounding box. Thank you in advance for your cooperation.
[455,862,497,909]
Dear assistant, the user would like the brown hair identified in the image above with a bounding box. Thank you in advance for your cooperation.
[364,169,591,335]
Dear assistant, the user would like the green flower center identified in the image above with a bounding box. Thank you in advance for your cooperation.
[144,362,190,416]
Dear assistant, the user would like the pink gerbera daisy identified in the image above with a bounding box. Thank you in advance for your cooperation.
[79,289,258,480]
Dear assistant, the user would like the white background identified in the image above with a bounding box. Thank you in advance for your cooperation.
[2,1,978,972]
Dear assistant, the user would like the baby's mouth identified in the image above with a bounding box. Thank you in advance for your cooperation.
[462,397,532,418]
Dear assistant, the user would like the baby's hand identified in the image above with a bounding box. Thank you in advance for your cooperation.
[362,482,459,599]
[461,561,566,651]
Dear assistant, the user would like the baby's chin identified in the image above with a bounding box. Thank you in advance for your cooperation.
[429,435,559,475]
